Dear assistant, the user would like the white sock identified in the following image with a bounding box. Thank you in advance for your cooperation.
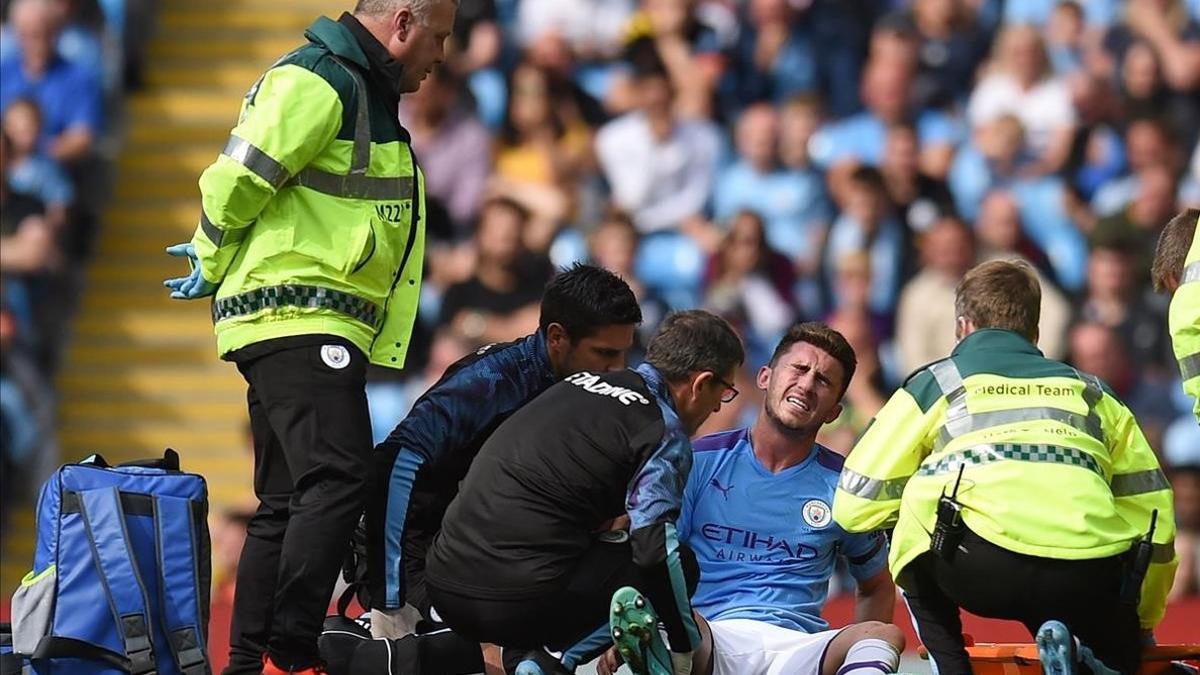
[835,638,901,675]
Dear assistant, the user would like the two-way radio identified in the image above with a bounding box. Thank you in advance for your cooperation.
[1120,509,1158,606]
[931,464,967,561]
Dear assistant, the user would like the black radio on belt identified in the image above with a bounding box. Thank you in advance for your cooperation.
[1120,509,1158,606]
[931,465,967,562]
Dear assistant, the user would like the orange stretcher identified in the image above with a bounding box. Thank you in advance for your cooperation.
[917,641,1200,674]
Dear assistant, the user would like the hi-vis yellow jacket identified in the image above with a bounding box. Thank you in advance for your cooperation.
[833,329,1177,629]
[1169,217,1200,420]
[190,16,425,368]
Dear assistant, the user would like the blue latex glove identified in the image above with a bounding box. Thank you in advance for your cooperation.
[163,243,218,299]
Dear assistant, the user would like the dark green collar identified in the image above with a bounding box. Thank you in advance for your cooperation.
[304,15,369,69]
[951,328,1043,358]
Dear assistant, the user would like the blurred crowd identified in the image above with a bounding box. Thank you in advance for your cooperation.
[365,0,1200,598]
[0,0,152,525]
[2,0,1199,600]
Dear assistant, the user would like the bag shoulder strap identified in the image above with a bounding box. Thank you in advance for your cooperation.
[153,495,211,675]
[78,487,157,675]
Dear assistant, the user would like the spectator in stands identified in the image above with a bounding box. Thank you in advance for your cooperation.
[949,114,1086,289]
[0,0,104,76]
[703,210,796,366]
[1114,41,1200,142]
[884,0,991,109]
[879,120,956,244]
[438,197,553,346]
[713,102,828,264]
[489,58,591,251]
[1068,320,1178,449]
[822,167,906,320]
[0,0,103,164]
[587,210,666,343]
[1092,117,1185,218]
[895,216,975,375]
[820,307,889,454]
[812,57,960,200]
[0,131,56,278]
[1165,439,1200,600]
[1092,162,1181,278]
[721,0,819,116]
[1075,238,1175,374]
[1093,0,1200,93]
[776,94,834,270]
[400,66,492,239]
[595,63,721,239]
[2,96,72,231]
[619,0,731,121]
[515,0,633,64]
[968,24,1076,175]
[1046,1,1087,74]
[974,191,1072,359]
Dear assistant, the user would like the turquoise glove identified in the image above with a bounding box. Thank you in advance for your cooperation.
[163,243,218,299]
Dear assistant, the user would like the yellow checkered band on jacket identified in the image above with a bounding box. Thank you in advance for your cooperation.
[832,329,1177,629]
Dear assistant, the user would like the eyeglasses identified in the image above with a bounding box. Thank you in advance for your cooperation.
[709,373,739,404]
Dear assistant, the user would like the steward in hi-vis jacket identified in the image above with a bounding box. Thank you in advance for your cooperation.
[834,260,1176,675]
[162,3,457,673]
[1152,208,1200,421]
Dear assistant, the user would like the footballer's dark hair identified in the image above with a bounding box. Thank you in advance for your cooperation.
[539,263,642,340]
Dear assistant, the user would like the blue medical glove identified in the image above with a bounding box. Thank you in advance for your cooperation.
[163,243,218,299]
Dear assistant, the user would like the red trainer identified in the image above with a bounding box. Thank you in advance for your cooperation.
[262,655,328,675]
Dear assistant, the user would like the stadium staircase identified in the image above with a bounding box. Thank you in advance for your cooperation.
[1,0,345,595]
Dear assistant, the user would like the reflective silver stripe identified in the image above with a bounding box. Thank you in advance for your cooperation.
[1075,371,1107,445]
[1110,468,1170,497]
[329,55,371,175]
[1183,260,1200,285]
[1180,352,1200,381]
[282,56,413,200]
[838,467,909,501]
[199,211,222,247]
[917,442,1103,478]
[223,135,290,189]
[1152,541,1176,564]
[935,408,1104,451]
[929,360,970,439]
[288,169,414,201]
[930,365,1106,452]
[212,284,382,328]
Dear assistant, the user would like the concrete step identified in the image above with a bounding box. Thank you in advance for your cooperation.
[148,36,303,63]
[114,177,201,201]
[158,6,315,33]
[146,63,266,90]
[57,366,243,398]
[61,398,245,423]
[128,89,245,123]
[126,122,229,146]
[72,309,218,340]
[106,201,199,223]
[119,147,218,177]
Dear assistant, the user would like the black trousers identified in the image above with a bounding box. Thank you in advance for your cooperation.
[898,528,1141,675]
[427,537,698,674]
[224,336,374,673]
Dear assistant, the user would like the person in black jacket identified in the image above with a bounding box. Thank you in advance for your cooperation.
[425,310,745,675]
[353,264,641,671]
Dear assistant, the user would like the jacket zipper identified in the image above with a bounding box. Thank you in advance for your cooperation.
[368,144,422,356]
